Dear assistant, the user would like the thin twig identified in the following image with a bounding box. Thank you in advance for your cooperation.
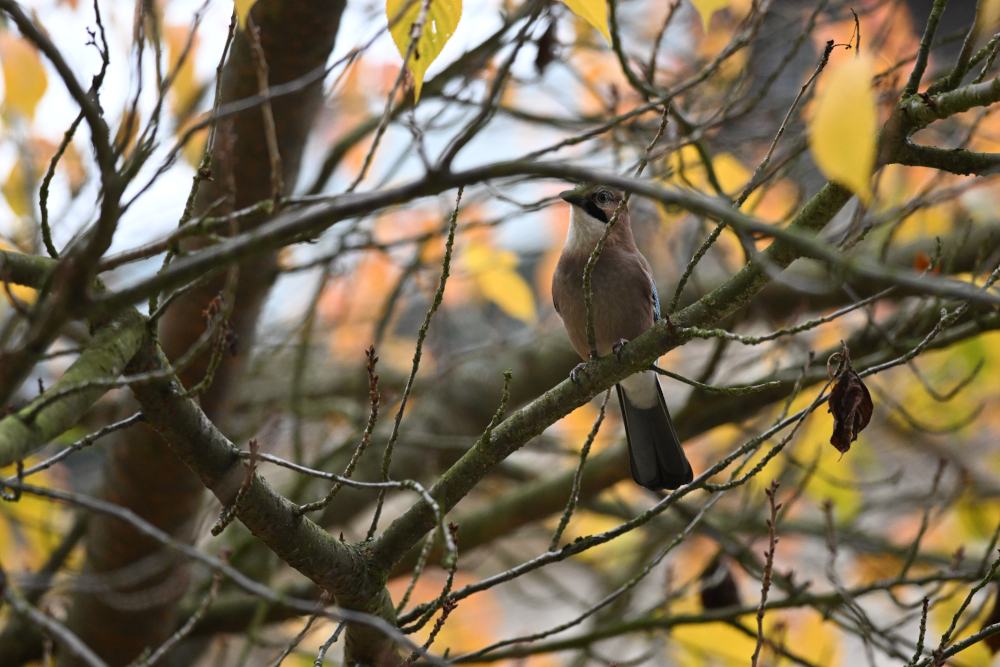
[4,413,145,483]
[348,0,432,192]
[583,107,669,357]
[450,493,723,662]
[649,365,780,396]
[935,550,1000,654]
[296,345,381,516]
[403,599,457,666]
[751,480,782,667]
[127,566,226,667]
[366,187,463,539]
[9,481,448,665]
[2,578,108,667]
[313,622,345,666]
[246,16,283,205]
[212,438,259,536]
[403,522,460,634]
[645,1,681,85]
[267,592,331,667]
[735,39,835,208]
[549,389,610,551]
[908,597,931,666]
[903,0,948,97]
[670,37,835,315]
[39,113,85,258]
[396,527,438,615]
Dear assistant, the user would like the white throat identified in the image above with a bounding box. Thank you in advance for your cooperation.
[565,206,607,252]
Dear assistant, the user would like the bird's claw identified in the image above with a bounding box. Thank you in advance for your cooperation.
[612,338,629,361]
[570,362,589,385]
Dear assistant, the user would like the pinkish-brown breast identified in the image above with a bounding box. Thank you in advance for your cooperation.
[552,242,656,361]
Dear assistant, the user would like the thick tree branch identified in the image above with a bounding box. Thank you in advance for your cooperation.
[888,140,1000,175]
[121,336,402,664]
[389,301,1000,577]
[91,165,1000,317]
[900,75,1000,131]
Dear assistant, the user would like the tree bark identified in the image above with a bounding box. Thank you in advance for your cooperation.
[59,2,346,664]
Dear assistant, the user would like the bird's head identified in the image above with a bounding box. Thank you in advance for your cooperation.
[559,184,626,224]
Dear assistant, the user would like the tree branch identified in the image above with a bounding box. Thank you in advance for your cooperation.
[0,271,145,469]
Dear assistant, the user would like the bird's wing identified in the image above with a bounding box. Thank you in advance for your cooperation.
[650,275,661,322]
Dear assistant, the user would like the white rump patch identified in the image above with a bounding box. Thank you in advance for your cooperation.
[621,371,659,409]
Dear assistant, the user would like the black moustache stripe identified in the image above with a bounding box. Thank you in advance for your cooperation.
[584,200,608,223]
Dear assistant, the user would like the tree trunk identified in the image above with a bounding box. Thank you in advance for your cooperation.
[59,2,346,663]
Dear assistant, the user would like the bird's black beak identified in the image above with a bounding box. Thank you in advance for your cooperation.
[559,190,588,209]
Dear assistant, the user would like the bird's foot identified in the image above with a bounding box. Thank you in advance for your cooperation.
[612,338,629,361]
[570,362,590,385]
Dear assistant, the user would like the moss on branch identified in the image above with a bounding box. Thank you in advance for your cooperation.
[0,305,145,470]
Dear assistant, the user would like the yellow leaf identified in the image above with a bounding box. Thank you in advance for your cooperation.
[665,146,750,197]
[690,0,731,32]
[464,243,536,323]
[0,239,37,305]
[809,53,877,204]
[560,0,610,45]
[2,280,37,307]
[181,124,208,169]
[0,489,60,571]
[462,242,509,273]
[0,34,48,120]
[387,0,462,103]
[710,152,750,195]
[978,0,1000,34]
[1,159,30,218]
[674,619,759,666]
[479,266,537,323]
[234,0,256,30]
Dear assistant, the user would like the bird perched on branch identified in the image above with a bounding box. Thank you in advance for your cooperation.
[552,184,693,490]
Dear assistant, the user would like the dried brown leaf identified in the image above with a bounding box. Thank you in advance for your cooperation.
[827,343,873,454]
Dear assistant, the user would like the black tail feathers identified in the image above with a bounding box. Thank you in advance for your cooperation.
[616,383,693,490]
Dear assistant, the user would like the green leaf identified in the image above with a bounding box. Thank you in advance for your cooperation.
[387,0,462,103]
[560,0,610,45]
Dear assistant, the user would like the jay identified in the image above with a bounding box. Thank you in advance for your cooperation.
[552,184,693,490]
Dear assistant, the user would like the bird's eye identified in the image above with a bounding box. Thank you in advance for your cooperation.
[597,192,611,204]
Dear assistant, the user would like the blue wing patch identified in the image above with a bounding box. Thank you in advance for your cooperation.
[650,276,661,322]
